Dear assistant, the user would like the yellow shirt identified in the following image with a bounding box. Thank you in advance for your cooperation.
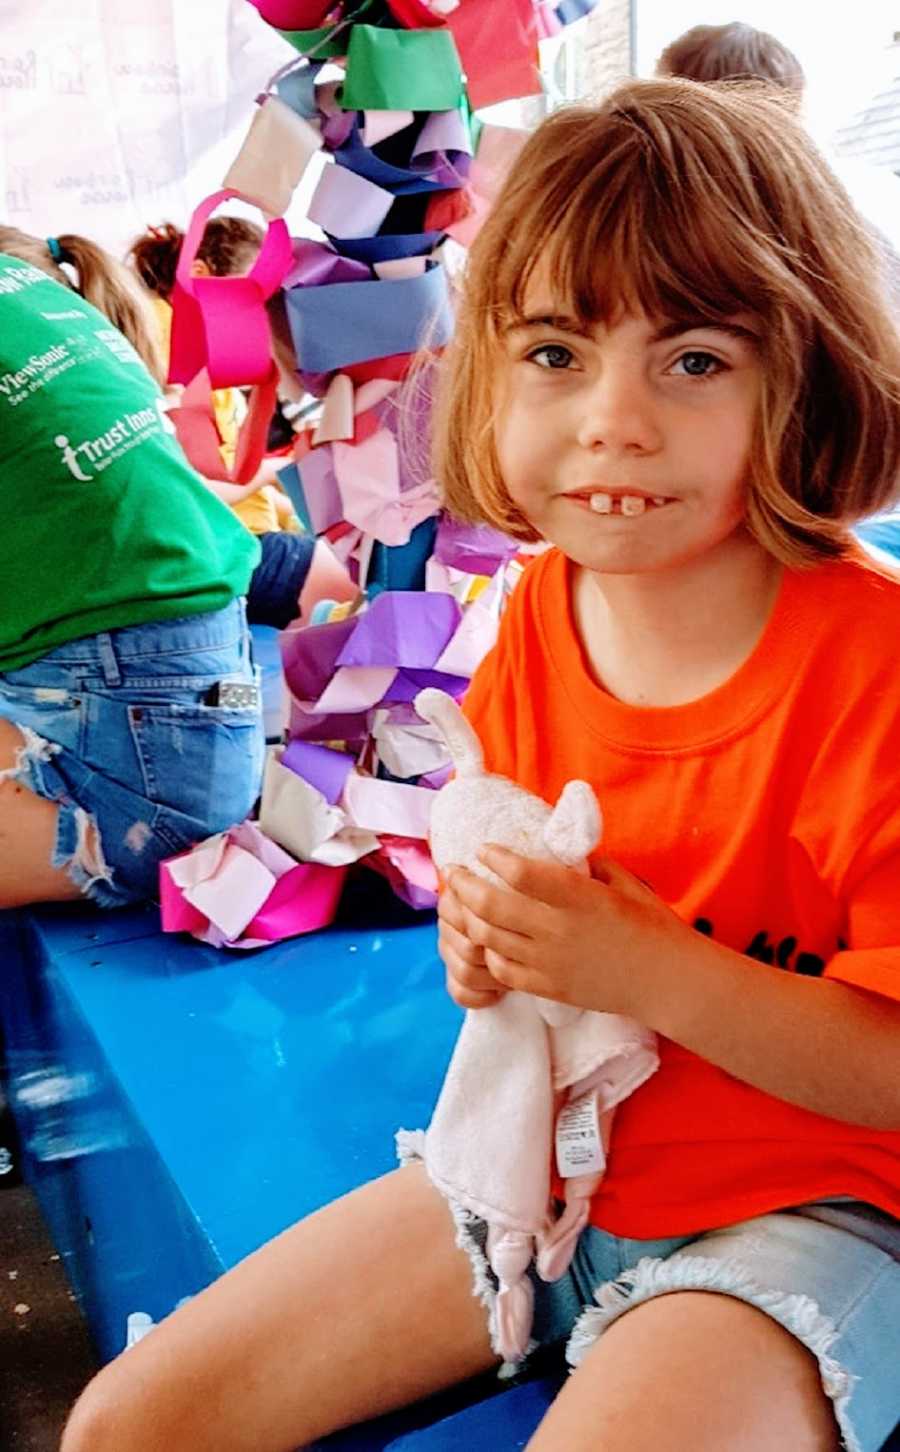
[231,485,281,535]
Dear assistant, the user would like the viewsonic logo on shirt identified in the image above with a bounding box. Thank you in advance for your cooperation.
[54,398,172,481]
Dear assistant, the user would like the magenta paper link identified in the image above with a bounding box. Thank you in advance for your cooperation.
[168,188,292,387]
[281,615,357,703]
[283,239,371,289]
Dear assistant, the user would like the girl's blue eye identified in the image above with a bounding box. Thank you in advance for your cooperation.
[528,344,574,370]
[674,350,722,378]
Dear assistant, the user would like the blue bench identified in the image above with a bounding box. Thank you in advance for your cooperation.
[3,892,898,1451]
[0,882,568,1449]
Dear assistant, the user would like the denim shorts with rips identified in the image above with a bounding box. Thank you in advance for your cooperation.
[0,600,265,908]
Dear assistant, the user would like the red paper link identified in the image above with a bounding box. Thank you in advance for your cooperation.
[344,353,415,386]
[446,0,542,110]
[386,0,449,26]
[167,364,279,485]
[425,186,475,233]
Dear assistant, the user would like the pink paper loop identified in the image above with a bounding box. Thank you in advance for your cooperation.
[168,189,292,388]
[159,827,346,947]
[167,363,279,485]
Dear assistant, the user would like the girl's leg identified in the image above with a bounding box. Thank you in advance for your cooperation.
[526,1290,840,1452]
[0,720,84,907]
[62,1163,498,1452]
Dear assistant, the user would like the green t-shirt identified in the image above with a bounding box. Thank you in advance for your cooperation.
[0,255,260,671]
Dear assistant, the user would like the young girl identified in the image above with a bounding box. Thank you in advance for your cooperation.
[127,219,267,486]
[128,218,354,628]
[62,79,900,1452]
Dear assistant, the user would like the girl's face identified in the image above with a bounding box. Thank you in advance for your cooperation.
[494,297,763,577]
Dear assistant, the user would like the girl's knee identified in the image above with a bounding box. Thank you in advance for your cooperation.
[538,1291,841,1452]
[61,1372,130,1452]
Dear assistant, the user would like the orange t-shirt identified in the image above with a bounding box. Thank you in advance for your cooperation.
[462,547,900,1238]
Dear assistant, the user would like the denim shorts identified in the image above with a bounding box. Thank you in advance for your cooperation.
[0,600,265,908]
[455,1193,900,1452]
[247,531,315,629]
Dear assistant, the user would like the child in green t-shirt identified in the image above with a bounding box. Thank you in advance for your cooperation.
[0,250,265,909]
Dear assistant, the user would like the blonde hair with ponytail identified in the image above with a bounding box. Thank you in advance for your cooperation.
[0,226,166,387]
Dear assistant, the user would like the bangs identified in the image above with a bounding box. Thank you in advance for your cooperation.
[481,98,794,335]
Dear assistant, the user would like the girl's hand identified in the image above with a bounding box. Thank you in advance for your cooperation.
[446,846,693,1020]
[438,881,507,1009]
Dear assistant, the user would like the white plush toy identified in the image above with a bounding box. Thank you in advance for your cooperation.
[408,688,658,1364]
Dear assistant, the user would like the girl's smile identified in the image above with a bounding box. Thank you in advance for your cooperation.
[495,304,762,577]
[565,490,674,516]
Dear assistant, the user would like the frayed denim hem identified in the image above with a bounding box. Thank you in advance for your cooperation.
[395,1129,530,1378]
[0,723,117,906]
[567,1251,860,1452]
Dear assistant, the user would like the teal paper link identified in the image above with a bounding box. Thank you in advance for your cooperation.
[275,462,314,535]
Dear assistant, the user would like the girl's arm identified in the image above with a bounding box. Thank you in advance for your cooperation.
[445,849,900,1131]
[197,475,265,507]
[272,490,298,528]
[195,461,280,508]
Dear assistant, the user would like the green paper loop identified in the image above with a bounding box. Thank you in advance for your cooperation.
[277,26,348,58]
[340,25,464,112]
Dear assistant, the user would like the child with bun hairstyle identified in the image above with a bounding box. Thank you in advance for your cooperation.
[128,218,355,627]
[64,80,900,1452]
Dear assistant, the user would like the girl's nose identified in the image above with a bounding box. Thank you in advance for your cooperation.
[575,369,662,455]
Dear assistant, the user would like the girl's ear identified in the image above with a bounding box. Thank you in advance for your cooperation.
[190,259,212,278]
[543,781,601,864]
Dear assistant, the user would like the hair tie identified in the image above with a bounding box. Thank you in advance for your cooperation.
[46,236,63,262]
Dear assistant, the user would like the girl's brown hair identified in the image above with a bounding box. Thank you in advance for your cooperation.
[0,226,167,387]
[434,79,900,567]
[128,218,264,300]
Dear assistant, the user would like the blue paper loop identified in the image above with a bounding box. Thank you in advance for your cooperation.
[285,264,453,373]
[334,231,444,264]
[556,0,601,19]
[333,122,447,198]
[275,61,324,120]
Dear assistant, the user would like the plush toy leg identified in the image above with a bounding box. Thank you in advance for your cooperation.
[536,1107,615,1282]
[487,1226,536,1364]
[535,1173,597,1282]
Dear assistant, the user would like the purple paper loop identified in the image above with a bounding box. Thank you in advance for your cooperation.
[281,616,357,703]
[335,590,462,670]
[433,516,518,575]
[284,240,371,289]
[281,739,355,803]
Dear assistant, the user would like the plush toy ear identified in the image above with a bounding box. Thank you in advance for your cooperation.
[414,688,484,777]
[543,781,601,865]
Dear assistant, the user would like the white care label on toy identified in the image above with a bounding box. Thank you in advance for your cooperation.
[555,1090,606,1178]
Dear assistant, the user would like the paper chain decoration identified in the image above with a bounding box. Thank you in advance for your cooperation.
[160,0,597,945]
